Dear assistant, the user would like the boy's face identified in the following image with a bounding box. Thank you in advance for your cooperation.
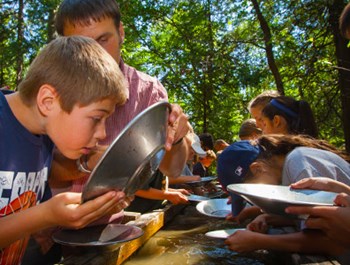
[63,17,124,64]
[47,98,116,160]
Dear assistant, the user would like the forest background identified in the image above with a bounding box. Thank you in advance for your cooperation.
[2,0,350,152]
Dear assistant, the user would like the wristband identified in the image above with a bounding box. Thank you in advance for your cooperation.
[172,137,184,146]
[76,155,92,173]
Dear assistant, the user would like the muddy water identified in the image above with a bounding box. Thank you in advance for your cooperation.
[123,204,285,265]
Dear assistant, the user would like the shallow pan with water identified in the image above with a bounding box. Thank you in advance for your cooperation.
[227,183,337,219]
[81,101,171,203]
[52,224,143,252]
[196,198,231,218]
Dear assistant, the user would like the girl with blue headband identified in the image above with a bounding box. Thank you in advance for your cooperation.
[261,96,318,138]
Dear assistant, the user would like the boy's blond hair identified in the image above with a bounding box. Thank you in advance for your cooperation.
[18,36,127,112]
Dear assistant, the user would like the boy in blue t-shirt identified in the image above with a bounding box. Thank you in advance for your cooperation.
[0,35,127,264]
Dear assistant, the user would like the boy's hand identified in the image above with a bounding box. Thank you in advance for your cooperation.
[45,191,126,229]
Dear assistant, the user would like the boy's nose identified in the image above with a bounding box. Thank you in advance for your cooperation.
[95,124,107,141]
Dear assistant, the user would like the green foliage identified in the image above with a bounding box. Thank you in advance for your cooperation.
[1,0,348,148]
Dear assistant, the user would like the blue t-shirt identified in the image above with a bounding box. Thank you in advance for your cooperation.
[0,91,54,264]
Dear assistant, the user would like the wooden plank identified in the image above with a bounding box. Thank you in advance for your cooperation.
[115,204,186,265]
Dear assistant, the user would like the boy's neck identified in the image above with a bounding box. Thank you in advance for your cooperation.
[6,93,44,135]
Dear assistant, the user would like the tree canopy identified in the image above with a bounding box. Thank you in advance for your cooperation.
[1,0,349,149]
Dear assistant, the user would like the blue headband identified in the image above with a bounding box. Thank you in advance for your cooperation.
[270,99,298,118]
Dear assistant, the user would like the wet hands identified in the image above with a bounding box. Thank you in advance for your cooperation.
[44,190,126,229]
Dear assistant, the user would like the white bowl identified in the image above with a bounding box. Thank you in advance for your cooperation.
[227,183,337,219]
[196,198,231,218]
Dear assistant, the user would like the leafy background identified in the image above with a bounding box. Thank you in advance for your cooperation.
[1,0,350,150]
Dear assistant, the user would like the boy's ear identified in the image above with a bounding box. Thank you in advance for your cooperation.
[36,84,58,116]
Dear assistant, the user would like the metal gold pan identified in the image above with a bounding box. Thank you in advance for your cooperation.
[82,101,171,203]
[227,183,337,219]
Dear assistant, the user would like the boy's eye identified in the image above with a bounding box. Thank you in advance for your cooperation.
[91,116,102,123]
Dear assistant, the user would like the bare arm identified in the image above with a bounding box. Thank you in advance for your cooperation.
[0,191,123,248]
[134,188,189,205]
[247,213,296,233]
[168,175,201,185]
[159,108,191,178]
[286,193,350,246]
[290,177,350,194]
[224,229,346,255]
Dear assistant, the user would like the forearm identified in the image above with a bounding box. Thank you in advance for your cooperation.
[330,181,350,194]
[168,175,200,184]
[0,204,51,248]
[264,214,297,227]
[159,139,189,178]
[256,230,345,255]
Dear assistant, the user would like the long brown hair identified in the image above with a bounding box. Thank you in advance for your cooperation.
[255,134,350,162]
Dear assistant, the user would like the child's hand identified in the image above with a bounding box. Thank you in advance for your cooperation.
[247,214,269,233]
[164,190,189,204]
[286,193,350,246]
[226,206,262,224]
[44,191,125,229]
[290,177,350,194]
[224,229,262,253]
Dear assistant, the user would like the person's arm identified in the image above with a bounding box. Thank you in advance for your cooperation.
[160,109,191,178]
[290,177,350,194]
[224,229,346,255]
[226,206,262,223]
[0,191,123,248]
[134,188,189,205]
[286,193,350,246]
[168,175,201,185]
[247,213,296,233]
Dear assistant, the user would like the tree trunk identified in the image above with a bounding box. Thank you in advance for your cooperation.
[15,0,24,88]
[329,0,350,152]
[251,0,284,95]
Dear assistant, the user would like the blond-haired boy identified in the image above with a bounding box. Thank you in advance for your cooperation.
[0,35,127,264]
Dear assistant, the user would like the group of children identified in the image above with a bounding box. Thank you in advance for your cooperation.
[3,0,350,264]
[216,90,350,259]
